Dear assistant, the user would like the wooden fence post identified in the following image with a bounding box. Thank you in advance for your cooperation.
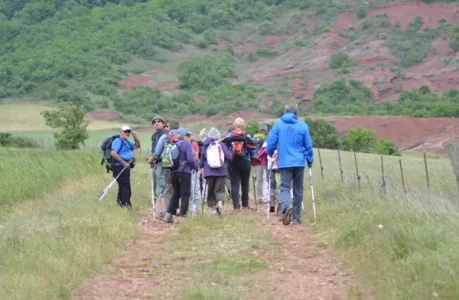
[445,136,459,191]
[338,150,344,183]
[423,152,430,193]
[399,159,407,194]
[354,152,360,190]
[318,148,324,180]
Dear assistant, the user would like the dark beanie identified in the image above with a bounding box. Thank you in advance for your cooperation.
[169,120,179,130]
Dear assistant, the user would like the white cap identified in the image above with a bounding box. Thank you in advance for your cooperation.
[120,125,131,131]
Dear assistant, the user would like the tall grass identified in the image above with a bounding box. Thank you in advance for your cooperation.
[0,148,100,207]
[304,149,459,299]
[0,163,152,300]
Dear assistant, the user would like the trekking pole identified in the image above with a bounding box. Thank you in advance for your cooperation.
[309,167,317,220]
[252,174,258,212]
[151,170,155,219]
[192,170,200,217]
[97,168,125,202]
[318,148,324,180]
[266,160,274,220]
[201,181,208,217]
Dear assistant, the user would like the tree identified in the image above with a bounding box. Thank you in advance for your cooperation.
[341,127,376,153]
[42,103,89,150]
[371,140,401,156]
[305,118,340,149]
[246,121,259,137]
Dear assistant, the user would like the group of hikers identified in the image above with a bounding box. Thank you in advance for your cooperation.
[107,104,314,225]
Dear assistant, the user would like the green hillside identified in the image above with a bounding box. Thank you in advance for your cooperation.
[2,0,459,120]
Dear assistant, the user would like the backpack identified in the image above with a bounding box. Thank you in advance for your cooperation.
[229,129,248,158]
[207,141,224,168]
[100,135,122,173]
[253,133,266,151]
[162,140,183,169]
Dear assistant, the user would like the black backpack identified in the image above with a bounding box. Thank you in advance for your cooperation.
[100,135,122,173]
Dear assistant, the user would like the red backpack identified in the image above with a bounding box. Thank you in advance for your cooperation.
[230,129,247,158]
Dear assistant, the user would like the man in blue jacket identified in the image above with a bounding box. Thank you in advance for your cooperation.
[111,125,141,208]
[266,104,314,225]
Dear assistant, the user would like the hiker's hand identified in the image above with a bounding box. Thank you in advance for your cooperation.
[147,156,154,164]
[122,161,130,169]
[307,161,313,168]
[131,130,137,138]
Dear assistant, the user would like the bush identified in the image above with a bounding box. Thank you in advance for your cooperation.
[341,127,377,153]
[356,7,367,19]
[304,118,340,149]
[329,51,353,69]
[0,133,38,148]
[246,121,259,137]
[372,139,401,156]
[294,38,308,47]
[255,47,277,57]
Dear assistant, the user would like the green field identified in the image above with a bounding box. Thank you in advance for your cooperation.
[306,149,459,299]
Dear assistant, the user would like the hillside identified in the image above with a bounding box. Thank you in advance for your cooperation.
[2,0,459,153]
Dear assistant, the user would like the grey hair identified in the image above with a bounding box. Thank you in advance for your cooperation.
[200,128,208,138]
[284,103,298,114]
[207,127,221,140]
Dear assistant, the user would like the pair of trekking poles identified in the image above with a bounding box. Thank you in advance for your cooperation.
[259,161,316,221]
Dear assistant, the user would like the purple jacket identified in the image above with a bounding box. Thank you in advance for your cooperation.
[200,138,233,178]
[173,139,197,174]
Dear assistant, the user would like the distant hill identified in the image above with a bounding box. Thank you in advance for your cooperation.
[2,0,459,121]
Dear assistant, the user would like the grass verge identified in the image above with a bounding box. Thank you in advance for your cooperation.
[0,164,152,300]
[307,149,459,299]
[0,148,100,207]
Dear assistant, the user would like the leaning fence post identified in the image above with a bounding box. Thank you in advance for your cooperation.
[423,152,430,193]
[381,156,386,193]
[318,148,324,180]
[354,152,361,190]
[338,150,344,183]
[445,135,459,191]
[399,159,407,194]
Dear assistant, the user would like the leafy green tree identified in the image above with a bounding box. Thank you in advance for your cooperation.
[246,121,259,137]
[371,140,401,156]
[42,103,89,150]
[305,118,340,149]
[341,127,376,153]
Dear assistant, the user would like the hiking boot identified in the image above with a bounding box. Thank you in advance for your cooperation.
[159,211,166,219]
[162,213,173,224]
[283,208,294,225]
[276,203,282,216]
[292,219,302,225]
[216,201,223,217]
[270,206,275,213]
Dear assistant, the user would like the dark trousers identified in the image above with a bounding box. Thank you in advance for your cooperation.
[206,176,226,208]
[113,166,131,207]
[230,159,251,209]
[168,172,191,216]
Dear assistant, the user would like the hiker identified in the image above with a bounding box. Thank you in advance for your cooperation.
[147,116,167,201]
[223,118,256,211]
[111,125,140,208]
[266,104,314,225]
[162,128,197,223]
[199,128,208,194]
[252,123,270,205]
[257,139,280,213]
[200,128,233,216]
[155,120,179,217]
[189,133,201,214]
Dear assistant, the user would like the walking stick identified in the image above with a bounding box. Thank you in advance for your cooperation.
[309,167,317,220]
[97,168,126,202]
[201,181,208,217]
[252,174,258,212]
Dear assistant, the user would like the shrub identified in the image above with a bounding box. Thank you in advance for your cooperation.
[341,127,377,153]
[0,133,38,148]
[356,7,367,19]
[329,51,353,69]
[372,139,401,156]
[294,38,308,47]
[305,118,340,149]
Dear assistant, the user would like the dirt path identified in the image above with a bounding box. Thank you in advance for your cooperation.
[72,209,361,300]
